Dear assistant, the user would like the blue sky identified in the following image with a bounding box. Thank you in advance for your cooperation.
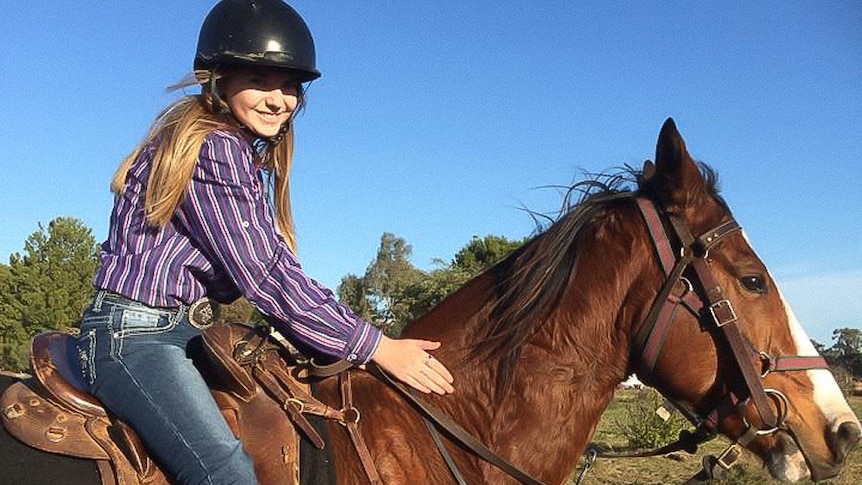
[0,1,859,344]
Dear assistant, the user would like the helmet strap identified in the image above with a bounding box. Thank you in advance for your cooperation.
[208,72,227,115]
[268,112,297,147]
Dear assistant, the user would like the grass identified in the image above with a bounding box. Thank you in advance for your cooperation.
[567,390,862,484]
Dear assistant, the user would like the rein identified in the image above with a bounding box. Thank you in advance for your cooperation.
[372,365,548,485]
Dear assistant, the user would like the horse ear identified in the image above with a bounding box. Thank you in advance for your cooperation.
[655,118,687,175]
[652,118,704,205]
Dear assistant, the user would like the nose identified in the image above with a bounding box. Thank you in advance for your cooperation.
[264,88,297,112]
[828,420,861,464]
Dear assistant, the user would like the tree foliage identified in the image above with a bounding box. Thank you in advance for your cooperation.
[0,217,99,371]
[812,327,862,396]
[337,233,526,336]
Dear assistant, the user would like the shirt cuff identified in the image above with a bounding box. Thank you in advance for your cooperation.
[342,320,383,365]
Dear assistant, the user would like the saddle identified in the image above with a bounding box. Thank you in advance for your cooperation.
[0,323,343,485]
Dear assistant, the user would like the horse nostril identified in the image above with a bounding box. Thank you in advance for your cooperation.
[830,421,862,463]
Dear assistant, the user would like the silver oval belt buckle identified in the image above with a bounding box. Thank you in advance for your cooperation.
[189,297,220,329]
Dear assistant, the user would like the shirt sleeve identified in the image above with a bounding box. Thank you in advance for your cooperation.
[178,131,381,364]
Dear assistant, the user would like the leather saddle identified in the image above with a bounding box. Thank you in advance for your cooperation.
[0,323,340,485]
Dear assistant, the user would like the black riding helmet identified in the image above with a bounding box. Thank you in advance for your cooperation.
[195,0,321,82]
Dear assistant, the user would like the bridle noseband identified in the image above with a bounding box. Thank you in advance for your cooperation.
[632,196,829,470]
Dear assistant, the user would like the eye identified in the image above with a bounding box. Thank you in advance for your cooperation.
[739,274,768,294]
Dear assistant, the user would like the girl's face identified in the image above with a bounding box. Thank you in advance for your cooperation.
[222,67,301,138]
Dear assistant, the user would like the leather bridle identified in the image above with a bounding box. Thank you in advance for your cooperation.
[630,196,829,472]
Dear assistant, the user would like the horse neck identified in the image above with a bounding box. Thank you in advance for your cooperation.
[404,227,649,481]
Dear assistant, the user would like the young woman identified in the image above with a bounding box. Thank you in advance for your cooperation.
[75,1,454,483]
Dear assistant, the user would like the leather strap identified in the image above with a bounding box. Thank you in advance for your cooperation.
[635,197,779,429]
[309,358,354,378]
[252,365,326,449]
[763,355,828,374]
[372,365,548,485]
[685,246,779,429]
[592,427,715,459]
[340,370,382,485]
[264,361,346,421]
[423,417,469,485]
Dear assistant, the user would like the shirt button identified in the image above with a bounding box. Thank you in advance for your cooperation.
[346,353,358,362]
[241,221,250,228]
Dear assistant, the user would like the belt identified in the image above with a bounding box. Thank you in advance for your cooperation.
[94,290,220,330]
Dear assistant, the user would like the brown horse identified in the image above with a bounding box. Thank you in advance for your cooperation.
[316,119,860,483]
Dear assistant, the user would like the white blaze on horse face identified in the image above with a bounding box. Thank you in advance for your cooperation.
[772,276,861,430]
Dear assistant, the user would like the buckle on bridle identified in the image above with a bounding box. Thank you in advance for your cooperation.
[716,443,743,470]
[709,299,738,327]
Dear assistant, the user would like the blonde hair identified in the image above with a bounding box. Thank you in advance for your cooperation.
[111,77,299,252]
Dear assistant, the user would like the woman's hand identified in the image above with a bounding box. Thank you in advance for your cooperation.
[370,335,455,395]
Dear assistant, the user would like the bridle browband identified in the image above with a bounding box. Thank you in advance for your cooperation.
[627,196,829,475]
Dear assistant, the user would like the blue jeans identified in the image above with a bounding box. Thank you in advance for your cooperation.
[76,291,258,485]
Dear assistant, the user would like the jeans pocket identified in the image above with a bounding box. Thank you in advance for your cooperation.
[115,307,177,338]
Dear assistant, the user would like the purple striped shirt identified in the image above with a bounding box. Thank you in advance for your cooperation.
[95,130,381,364]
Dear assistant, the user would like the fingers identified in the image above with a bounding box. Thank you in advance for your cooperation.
[424,354,454,386]
[370,336,455,395]
[405,375,431,394]
[411,353,454,395]
[415,340,442,351]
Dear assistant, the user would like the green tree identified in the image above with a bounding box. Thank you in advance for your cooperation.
[360,233,424,334]
[831,328,862,357]
[811,339,828,356]
[830,327,862,379]
[219,298,268,326]
[398,234,527,322]
[452,234,526,274]
[337,233,526,336]
[336,274,376,323]
[0,217,99,371]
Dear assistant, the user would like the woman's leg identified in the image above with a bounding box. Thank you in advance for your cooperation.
[78,294,257,485]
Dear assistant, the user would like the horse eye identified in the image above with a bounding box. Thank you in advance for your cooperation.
[740,275,767,294]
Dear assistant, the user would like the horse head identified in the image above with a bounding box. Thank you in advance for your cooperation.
[633,118,861,482]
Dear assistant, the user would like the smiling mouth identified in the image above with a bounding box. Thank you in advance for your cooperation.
[256,110,286,120]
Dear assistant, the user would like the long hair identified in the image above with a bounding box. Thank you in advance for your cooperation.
[110,72,299,252]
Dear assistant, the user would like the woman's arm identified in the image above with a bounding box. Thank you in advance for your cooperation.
[180,132,453,393]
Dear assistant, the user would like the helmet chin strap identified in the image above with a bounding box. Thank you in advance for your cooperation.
[267,113,296,146]
[208,73,227,115]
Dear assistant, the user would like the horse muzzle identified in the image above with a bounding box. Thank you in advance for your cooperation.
[810,419,861,481]
[790,418,861,482]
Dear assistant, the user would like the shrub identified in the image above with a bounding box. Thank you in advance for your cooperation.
[614,389,690,450]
